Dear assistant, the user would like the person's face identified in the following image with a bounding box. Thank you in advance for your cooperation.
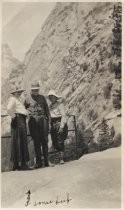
[49,95,57,103]
[13,91,22,98]
[31,89,39,95]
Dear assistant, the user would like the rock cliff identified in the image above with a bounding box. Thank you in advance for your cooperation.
[23,2,121,140]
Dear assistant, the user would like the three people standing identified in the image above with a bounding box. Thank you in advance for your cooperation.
[7,81,68,170]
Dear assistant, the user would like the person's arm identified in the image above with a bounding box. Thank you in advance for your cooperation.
[7,97,16,118]
[24,97,30,109]
[59,103,67,129]
[44,96,51,124]
[24,97,32,117]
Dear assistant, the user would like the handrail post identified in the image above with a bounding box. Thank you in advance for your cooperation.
[73,115,78,160]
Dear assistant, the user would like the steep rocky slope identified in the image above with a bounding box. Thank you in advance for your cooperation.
[1,44,25,111]
[23,2,121,140]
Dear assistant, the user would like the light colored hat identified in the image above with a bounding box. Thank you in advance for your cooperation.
[10,84,25,94]
[48,90,61,98]
[31,81,40,90]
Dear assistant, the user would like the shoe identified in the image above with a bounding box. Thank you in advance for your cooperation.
[34,163,43,169]
[12,165,21,171]
[21,164,32,171]
[59,151,65,164]
[60,159,65,164]
[48,161,55,167]
[44,162,49,167]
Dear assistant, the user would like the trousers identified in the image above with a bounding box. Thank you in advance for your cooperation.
[28,115,49,166]
[51,117,68,152]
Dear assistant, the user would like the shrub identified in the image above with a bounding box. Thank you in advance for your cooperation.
[92,112,98,121]
[98,67,105,73]
[110,126,115,138]
[83,128,94,143]
[88,109,98,121]
[95,59,99,71]
[113,133,121,147]
[98,118,113,151]
[114,61,121,79]
[112,3,122,58]
[81,121,86,131]
[88,109,94,120]
[77,121,86,143]
[50,29,55,36]
[88,142,99,153]
[71,85,75,92]
[103,105,106,110]
[94,93,97,100]
[77,128,94,157]
[108,60,115,73]
[77,121,86,133]
[83,62,88,71]
[96,43,100,48]
[78,106,81,113]
[113,97,121,109]
[103,82,113,99]
[92,48,95,53]
[77,127,84,143]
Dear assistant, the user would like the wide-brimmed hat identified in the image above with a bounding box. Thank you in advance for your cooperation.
[10,85,25,94]
[31,81,40,90]
[48,90,61,98]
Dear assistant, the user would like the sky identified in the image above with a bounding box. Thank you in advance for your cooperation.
[2,2,56,61]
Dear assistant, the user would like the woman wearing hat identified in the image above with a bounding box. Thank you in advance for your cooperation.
[48,90,68,164]
[7,84,30,170]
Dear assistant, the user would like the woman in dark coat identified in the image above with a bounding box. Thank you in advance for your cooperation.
[7,84,30,170]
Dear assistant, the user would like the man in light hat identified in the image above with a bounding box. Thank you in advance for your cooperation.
[25,81,50,168]
[48,90,68,164]
[7,83,30,170]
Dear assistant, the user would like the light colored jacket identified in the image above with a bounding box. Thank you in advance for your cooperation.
[49,100,67,129]
[7,96,28,118]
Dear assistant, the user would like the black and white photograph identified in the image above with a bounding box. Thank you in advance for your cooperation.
[1,1,122,208]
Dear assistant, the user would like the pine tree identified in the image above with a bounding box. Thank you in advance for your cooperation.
[110,126,115,138]
[112,3,122,78]
[111,3,121,110]
[98,118,112,151]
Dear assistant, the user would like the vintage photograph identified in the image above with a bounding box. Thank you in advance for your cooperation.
[1,1,122,208]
